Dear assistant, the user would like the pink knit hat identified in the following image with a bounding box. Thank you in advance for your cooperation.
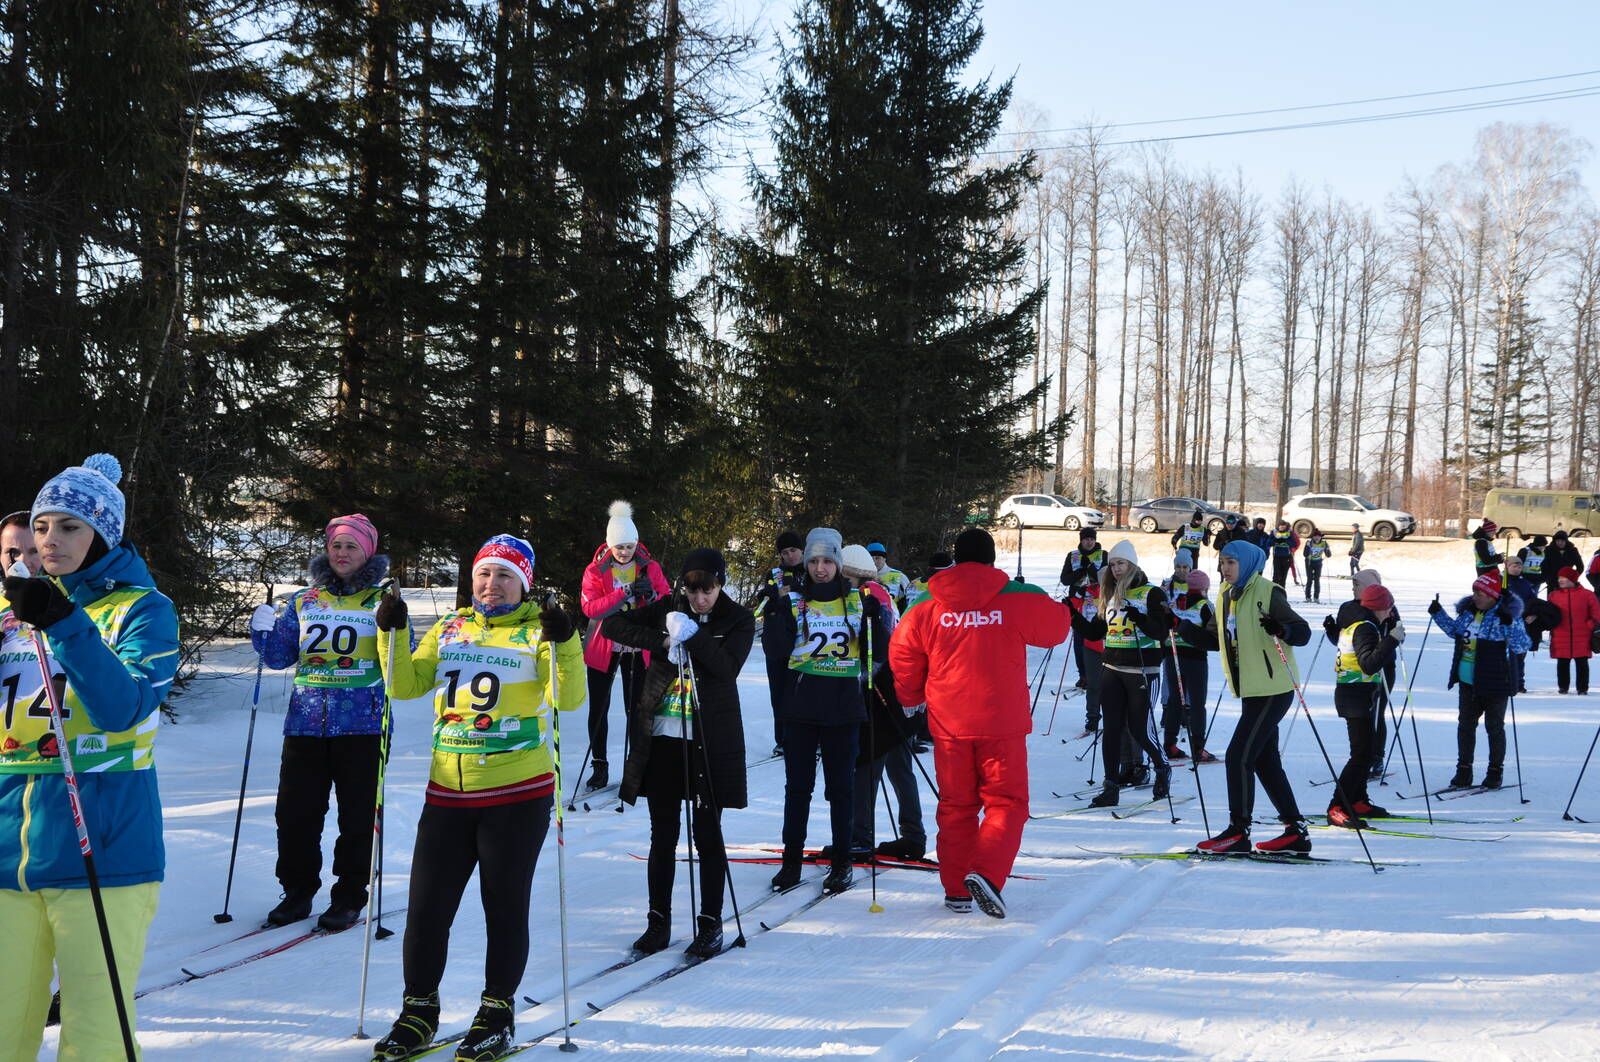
[325,513,378,559]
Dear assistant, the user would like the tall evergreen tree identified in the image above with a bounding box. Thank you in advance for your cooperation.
[729,0,1047,566]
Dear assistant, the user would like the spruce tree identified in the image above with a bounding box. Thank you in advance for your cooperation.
[729,0,1047,567]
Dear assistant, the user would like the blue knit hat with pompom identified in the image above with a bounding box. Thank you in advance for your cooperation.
[32,453,126,548]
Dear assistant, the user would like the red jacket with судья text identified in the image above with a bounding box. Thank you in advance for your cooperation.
[889,563,1070,740]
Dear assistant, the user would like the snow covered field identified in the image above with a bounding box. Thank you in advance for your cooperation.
[43,541,1600,1060]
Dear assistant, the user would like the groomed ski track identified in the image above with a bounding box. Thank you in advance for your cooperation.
[57,536,1600,1059]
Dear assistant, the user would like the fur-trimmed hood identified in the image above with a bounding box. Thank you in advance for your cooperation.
[310,553,391,595]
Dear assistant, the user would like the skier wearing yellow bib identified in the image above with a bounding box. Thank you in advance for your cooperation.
[371,535,585,1062]
[1,454,179,1061]
[248,512,400,932]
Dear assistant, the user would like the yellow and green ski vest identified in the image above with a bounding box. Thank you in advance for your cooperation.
[0,589,160,775]
[1335,621,1382,684]
[786,592,864,678]
[1105,585,1160,652]
[293,585,384,690]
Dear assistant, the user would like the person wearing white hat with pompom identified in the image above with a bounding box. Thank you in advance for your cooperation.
[0,453,179,1060]
[578,500,671,792]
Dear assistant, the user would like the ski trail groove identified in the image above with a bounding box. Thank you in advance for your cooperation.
[868,863,1143,1060]
[934,865,1178,1060]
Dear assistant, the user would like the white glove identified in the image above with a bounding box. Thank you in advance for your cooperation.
[667,642,688,666]
[1080,601,1099,621]
[1389,620,1406,645]
[665,611,698,644]
[250,604,277,633]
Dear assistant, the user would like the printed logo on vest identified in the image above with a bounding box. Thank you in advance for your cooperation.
[75,734,108,755]
[473,713,494,731]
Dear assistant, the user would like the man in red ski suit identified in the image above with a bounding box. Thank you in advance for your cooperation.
[889,528,1070,917]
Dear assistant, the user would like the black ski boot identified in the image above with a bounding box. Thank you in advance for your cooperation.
[686,915,723,959]
[266,887,316,927]
[822,863,854,894]
[454,994,514,1062]
[1449,765,1472,789]
[317,902,363,933]
[1152,766,1171,800]
[632,909,670,954]
[584,760,609,792]
[770,855,803,892]
[875,837,926,861]
[371,992,440,1061]
[1088,786,1119,808]
[1482,766,1504,790]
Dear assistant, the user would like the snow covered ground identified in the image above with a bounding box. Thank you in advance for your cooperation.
[41,542,1600,1060]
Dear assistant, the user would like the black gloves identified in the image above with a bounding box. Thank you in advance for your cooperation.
[375,590,408,632]
[2,576,75,629]
[1427,598,1443,617]
[1322,614,1338,640]
[1259,612,1286,638]
[861,593,882,620]
[540,603,575,644]
[1496,601,1514,624]
[630,576,656,604]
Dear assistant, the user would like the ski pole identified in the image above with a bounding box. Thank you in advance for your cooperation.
[545,598,578,1053]
[1137,667,1179,824]
[1086,726,1101,785]
[215,651,265,924]
[1204,677,1226,747]
[355,582,401,1040]
[1384,600,1434,771]
[1375,666,1412,788]
[685,653,745,946]
[1168,633,1209,837]
[678,655,698,938]
[1043,629,1074,737]
[1562,722,1600,821]
[1260,603,1382,875]
[1029,644,1056,718]
[1279,636,1325,752]
[566,742,593,812]
[7,564,138,1061]
[862,589,883,914]
[1508,693,1530,806]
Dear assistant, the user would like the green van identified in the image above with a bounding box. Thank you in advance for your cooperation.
[1481,487,1600,538]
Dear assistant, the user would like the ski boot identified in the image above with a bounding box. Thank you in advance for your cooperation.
[1152,765,1172,800]
[770,855,803,892]
[686,915,723,959]
[632,909,670,954]
[371,993,440,1061]
[822,863,854,895]
[964,873,1006,920]
[875,837,926,861]
[317,902,363,933]
[1352,799,1389,818]
[1196,825,1251,854]
[1482,766,1504,790]
[1327,803,1365,829]
[266,887,316,927]
[1088,786,1120,808]
[1193,749,1219,764]
[1164,742,1188,761]
[1255,820,1312,855]
[1448,765,1473,789]
[454,995,514,1062]
[584,760,609,792]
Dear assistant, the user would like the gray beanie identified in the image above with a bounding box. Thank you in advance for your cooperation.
[804,527,843,566]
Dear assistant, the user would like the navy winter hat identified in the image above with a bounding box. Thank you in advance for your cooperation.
[33,453,126,548]
[953,528,996,565]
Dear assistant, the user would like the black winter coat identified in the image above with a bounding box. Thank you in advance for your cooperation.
[1544,541,1584,593]
[1070,574,1174,671]
[1323,604,1398,719]
[760,576,887,727]
[606,591,755,809]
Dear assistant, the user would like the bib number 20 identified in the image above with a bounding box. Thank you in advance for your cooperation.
[305,623,358,655]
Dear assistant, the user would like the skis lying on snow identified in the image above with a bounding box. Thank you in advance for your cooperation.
[1278,819,1509,843]
[395,874,837,1060]
[1304,811,1524,826]
[1112,795,1194,820]
[1309,773,1390,788]
[1052,781,1152,801]
[709,847,1046,882]
[1397,785,1498,802]
[139,906,409,999]
[1067,845,1413,868]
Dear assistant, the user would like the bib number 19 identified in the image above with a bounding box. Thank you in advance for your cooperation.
[443,669,502,711]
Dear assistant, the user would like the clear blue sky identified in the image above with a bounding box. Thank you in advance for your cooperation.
[713,0,1600,213]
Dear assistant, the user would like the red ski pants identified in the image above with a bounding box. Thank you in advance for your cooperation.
[932,734,1029,897]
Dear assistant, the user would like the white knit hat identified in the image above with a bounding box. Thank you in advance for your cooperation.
[605,500,640,548]
[840,544,877,581]
[1108,539,1138,565]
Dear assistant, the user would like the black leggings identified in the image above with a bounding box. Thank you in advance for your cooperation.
[1100,668,1167,784]
[586,652,645,765]
[1160,655,1208,748]
[1456,686,1507,770]
[1336,709,1376,810]
[1304,561,1322,600]
[403,796,551,999]
[644,736,728,920]
[1224,692,1301,829]
[1557,657,1591,694]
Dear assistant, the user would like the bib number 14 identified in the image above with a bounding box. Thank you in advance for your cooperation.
[2,670,68,729]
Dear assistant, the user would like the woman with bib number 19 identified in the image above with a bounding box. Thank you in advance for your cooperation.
[369,535,585,1062]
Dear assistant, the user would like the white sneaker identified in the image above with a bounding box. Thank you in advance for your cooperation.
[944,894,973,914]
[964,872,1006,919]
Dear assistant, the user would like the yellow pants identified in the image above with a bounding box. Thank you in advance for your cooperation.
[0,881,159,1061]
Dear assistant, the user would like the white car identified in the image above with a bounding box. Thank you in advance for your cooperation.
[1281,493,1416,541]
[996,494,1106,532]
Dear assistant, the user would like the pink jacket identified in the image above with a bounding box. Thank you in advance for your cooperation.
[580,542,672,670]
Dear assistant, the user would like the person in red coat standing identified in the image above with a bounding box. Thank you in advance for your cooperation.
[889,528,1070,920]
[1548,566,1600,694]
